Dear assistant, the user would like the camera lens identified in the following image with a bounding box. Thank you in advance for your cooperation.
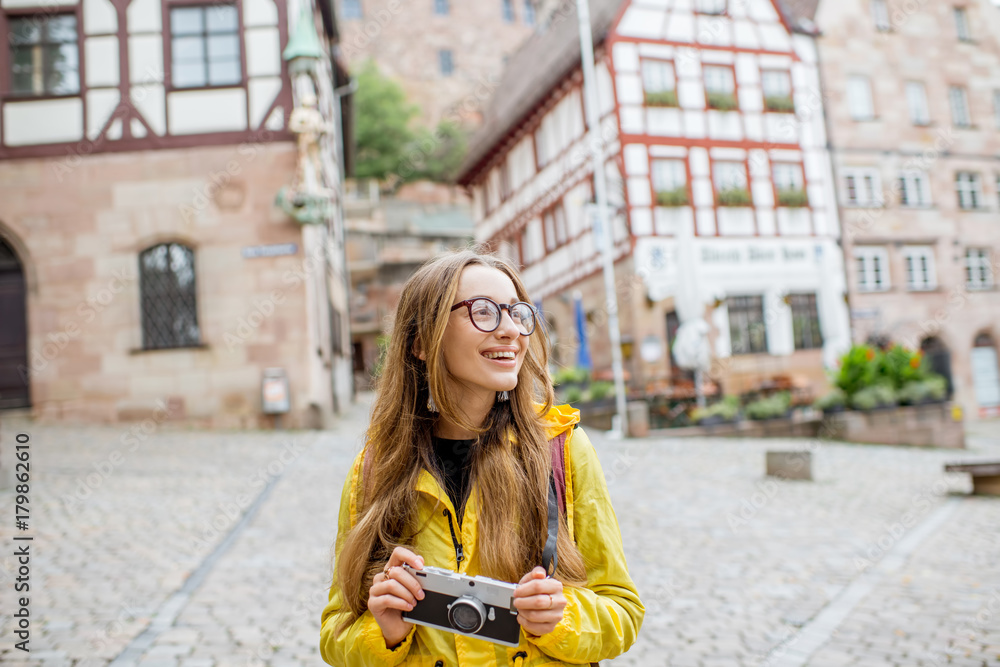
[448,596,486,634]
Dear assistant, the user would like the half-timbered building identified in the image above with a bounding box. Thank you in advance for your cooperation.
[457,0,851,402]
[0,0,353,427]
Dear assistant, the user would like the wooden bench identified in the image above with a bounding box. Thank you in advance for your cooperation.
[944,461,1000,496]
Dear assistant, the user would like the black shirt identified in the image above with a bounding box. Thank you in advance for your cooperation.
[430,435,476,519]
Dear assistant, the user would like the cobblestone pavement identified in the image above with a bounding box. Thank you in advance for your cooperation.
[0,401,998,667]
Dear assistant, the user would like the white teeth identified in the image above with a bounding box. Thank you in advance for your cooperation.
[483,351,515,359]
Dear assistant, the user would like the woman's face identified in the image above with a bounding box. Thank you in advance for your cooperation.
[438,264,529,403]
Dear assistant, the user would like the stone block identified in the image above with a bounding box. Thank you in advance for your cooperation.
[628,400,650,438]
[766,450,812,480]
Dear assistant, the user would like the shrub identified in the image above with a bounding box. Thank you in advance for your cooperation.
[564,386,584,404]
[764,95,795,112]
[552,366,590,386]
[645,90,678,107]
[851,384,897,411]
[656,187,689,207]
[707,92,739,111]
[777,188,809,208]
[717,188,752,206]
[813,388,847,412]
[745,392,791,420]
[877,344,928,389]
[833,344,880,397]
[897,375,948,405]
[588,381,614,401]
[691,395,740,423]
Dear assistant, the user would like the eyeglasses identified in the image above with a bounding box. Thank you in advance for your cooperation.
[450,297,537,336]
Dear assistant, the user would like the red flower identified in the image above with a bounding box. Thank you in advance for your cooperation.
[866,349,875,361]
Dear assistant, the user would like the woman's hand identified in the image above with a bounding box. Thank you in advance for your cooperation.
[513,566,567,636]
[368,547,425,649]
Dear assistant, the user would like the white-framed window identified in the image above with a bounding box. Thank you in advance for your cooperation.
[652,159,687,192]
[949,86,971,127]
[847,75,875,120]
[903,246,937,291]
[966,248,994,289]
[642,60,676,94]
[854,246,891,292]
[842,167,883,206]
[502,0,515,22]
[993,90,1000,129]
[898,170,931,207]
[872,0,891,30]
[906,82,930,125]
[439,49,454,76]
[523,0,535,25]
[695,0,726,14]
[704,66,735,94]
[954,6,971,41]
[772,162,803,190]
[762,70,793,112]
[956,171,983,210]
[433,0,449,15]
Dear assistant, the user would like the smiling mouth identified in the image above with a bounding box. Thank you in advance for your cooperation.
[482,351,516,361]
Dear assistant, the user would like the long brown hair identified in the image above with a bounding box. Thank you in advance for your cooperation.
[332,248,587,633]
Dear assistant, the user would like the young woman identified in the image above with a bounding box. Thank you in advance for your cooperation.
[320,249,643,666]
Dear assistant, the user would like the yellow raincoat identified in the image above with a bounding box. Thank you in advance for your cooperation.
[320,404,644,666]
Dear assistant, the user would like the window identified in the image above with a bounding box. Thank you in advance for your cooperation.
[841,167,882,206]
[762,70,794,112]
[906,82,930,125]
[542,204,568,250]
[789,294,823,350]
[949,86,971,127]
[847,75,875,120]
[994,90,1000,130]
[439,49,454,76]
[170,4,241,88]
[641,60,677,106]
[524,0,535,25]
[652,159,688,206]
[903,246,937,291]
[956,172,983,209]
[502,0,515,22]
[966,248,994,289]
[714,161,750,206]
[343,0,363,19]
[8,14,79,96]
[434,0,449,15]
[872,0,891,30]
[695,0,727,14]
[140,243,201,350]
[954,7,971,41]
[773,163,808,207]
[854,247,890,292]
[898,170,931,207]
[728,296,768,355]
[704,66,737,111]
[553,203,568,245]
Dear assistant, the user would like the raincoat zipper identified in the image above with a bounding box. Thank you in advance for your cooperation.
[442,508,464,567]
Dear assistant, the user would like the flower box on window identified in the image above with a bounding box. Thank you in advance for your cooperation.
[764,95,795,113]
[707,92,738,111]
[717,188,751,206]
[645,90,678,107]
[656,187,689,206]
[777,188,809,207]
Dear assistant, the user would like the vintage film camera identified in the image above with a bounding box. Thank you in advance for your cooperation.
[401,564,521,647]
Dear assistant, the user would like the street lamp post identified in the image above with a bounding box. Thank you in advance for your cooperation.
[576,0,629,437]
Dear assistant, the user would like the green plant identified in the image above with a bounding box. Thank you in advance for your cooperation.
[717,188,752,206]
[777,188,809,207]
[707,92,739,111]
[588,381,614,401]
[877,344,928,389]
[372,334,390,378]
[833,344,880,397]
[897,375,948,405]
[551,366,590,386]
[563,386,584,403]
[745,392,791,420]
[656,187,689,207]
[354,60,419,182]
[691,395,740,423]
[645,90,678,107]
[764,95,795,112]
[813,388,847,412]
[851,384,897,411]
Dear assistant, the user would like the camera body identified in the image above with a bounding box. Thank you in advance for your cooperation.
[401,564,521,647]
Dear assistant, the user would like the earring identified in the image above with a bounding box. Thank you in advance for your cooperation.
[427,392,439,413]
[497,390,509,402]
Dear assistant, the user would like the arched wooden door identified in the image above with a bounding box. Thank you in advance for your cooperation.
[0,239,30,408]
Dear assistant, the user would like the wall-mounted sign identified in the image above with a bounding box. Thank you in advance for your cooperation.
[242,243,298,259]
[262,368,291,414]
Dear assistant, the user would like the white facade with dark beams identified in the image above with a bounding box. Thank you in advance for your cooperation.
[458,0,851,401]
[0,0,354,427]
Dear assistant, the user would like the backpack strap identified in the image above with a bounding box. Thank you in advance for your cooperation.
[542,431,569,575]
